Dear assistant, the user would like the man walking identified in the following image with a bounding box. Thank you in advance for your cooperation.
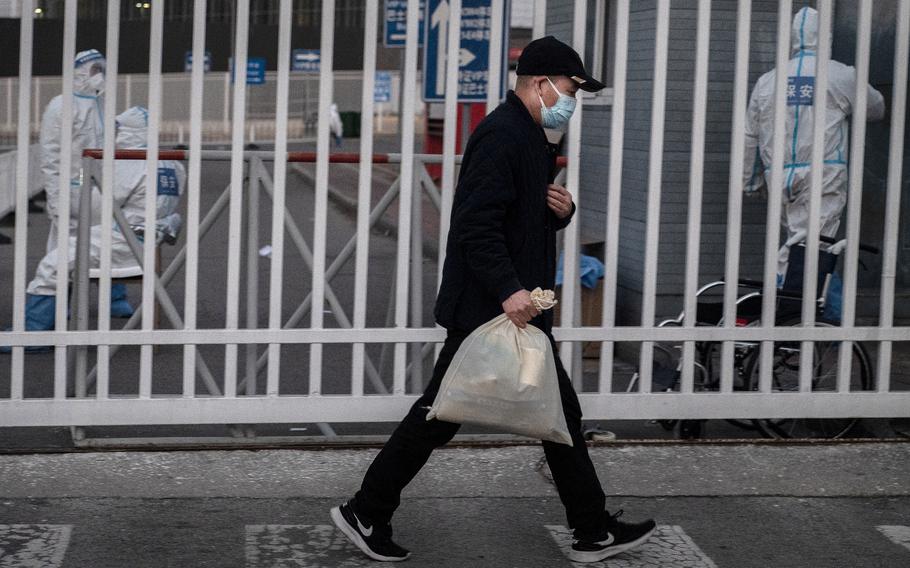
[331,36,656,563]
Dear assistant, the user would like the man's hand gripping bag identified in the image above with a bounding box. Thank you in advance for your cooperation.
[426,289,572,445]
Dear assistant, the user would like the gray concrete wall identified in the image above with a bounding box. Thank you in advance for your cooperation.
[546,0,810,324]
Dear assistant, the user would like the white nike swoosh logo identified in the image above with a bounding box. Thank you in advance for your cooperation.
[600,533,615,546]
[353,510,373,537]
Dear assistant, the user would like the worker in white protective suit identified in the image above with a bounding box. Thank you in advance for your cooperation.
[743,6,885,321]
[20,49,137,334]
[329,103,344,147]
[10,107,184,346]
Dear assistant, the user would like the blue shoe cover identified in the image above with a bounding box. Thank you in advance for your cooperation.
[110,283,134,318]
[1,294,55,353]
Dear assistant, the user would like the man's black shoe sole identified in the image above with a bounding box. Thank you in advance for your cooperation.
[330,506,411,563]
[568,525,658,563]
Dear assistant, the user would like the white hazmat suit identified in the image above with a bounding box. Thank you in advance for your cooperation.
[743,6,885,275]
[22,107,185,331]
[13,49,108,338]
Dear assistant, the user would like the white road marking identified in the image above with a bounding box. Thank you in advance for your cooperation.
[546,524,718,567]
[244,524,374,568]
[0,525,72,568]
[877,525,910,552]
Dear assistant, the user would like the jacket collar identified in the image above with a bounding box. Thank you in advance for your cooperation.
[505,90,545,136]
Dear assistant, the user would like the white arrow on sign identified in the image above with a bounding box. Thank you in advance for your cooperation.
[459,47,475,66]
[296,52,320,62]
[431,0,449,96]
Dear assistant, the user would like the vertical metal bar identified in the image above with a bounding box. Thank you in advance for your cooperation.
[409,164,424,391]
[96,0,121,400]
[436,0,462,288]
[183,0,208,399]
[394,0,420,395]
[139,0,166,398]
[486,0,505,113]
[309,0,336,395]
[875,0,909,393]
[636,0,670,394]
[558,0,587,388]
[73,158,92,397]
[125,74,132,109]
[5,77,12,129]
[245,159,261,395]
[798,0,832,393]
[351,0,380,396]
[224,0,252,398]
[598,0,628,393]
[680,0,711,394]
[266,0,294,397]
[836,0,872,393]
[10,0,34,400]
[719,0,751,394]
[53,0,78,399]
[759,0,792,394]
[532,0,546,39]
[223,72,231,134]
[33,77,40,128]
[590,0,606,78]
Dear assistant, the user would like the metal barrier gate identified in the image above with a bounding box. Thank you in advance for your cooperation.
[2,0,909,431]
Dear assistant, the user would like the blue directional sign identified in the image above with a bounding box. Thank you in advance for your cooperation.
[374,71,393,102]
[384,0,426,47]
[292,49,321,73]
[229,57,267,85]
[422,0,509,102]
[184,50,212,73]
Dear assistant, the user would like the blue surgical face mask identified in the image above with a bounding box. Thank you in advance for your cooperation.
[538,77,576,131]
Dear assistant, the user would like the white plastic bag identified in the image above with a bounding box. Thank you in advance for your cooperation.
[426,289,572,446]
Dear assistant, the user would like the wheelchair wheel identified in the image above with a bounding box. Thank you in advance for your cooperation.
[697,341,759,431]
[745,318,873,439]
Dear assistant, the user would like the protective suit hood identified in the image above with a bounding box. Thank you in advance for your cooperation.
[116,106,148,149]
[73,49,106,97]
[791,7,819,55]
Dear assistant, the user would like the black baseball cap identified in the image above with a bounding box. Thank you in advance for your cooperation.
[516,36,606,93]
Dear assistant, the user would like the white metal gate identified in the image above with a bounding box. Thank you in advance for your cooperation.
[1,0,908,429]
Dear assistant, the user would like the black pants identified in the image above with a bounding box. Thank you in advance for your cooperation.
[354,329,608,540]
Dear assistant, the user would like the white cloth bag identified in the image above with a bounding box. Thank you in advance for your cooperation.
[426,289,572,446]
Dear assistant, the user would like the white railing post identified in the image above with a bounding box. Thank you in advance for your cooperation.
[875,0,910,392]
[224,0,252,397]
[758,0,793,394]
[680,0,712,394]
[309,0,337,396]
[720,0,752,394]
[266,0,294,397]
[836,0,872,392]
[598,0,629,392]
[351,0,380,395]
[636,0,670,394]
[10,1,35,399]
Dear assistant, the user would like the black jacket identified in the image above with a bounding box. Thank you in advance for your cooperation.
[434,91,575,333]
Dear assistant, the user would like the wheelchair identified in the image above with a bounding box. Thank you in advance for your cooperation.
[631,236,879,439]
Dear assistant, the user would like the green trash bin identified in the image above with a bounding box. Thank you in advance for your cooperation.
[339,111,361,138]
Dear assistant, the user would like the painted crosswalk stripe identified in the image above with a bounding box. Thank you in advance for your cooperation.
[546,524,718,567]
[877,525,910,552]
[0,524,72,568]
[245,524,374,568]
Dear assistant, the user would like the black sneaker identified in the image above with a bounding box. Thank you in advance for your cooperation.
[331,499,411,562]
[569,509,657,563]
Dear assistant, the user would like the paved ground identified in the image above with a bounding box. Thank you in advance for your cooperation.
[1,442,909,567]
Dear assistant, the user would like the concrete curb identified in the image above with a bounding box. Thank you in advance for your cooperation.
[1,443,907,499]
